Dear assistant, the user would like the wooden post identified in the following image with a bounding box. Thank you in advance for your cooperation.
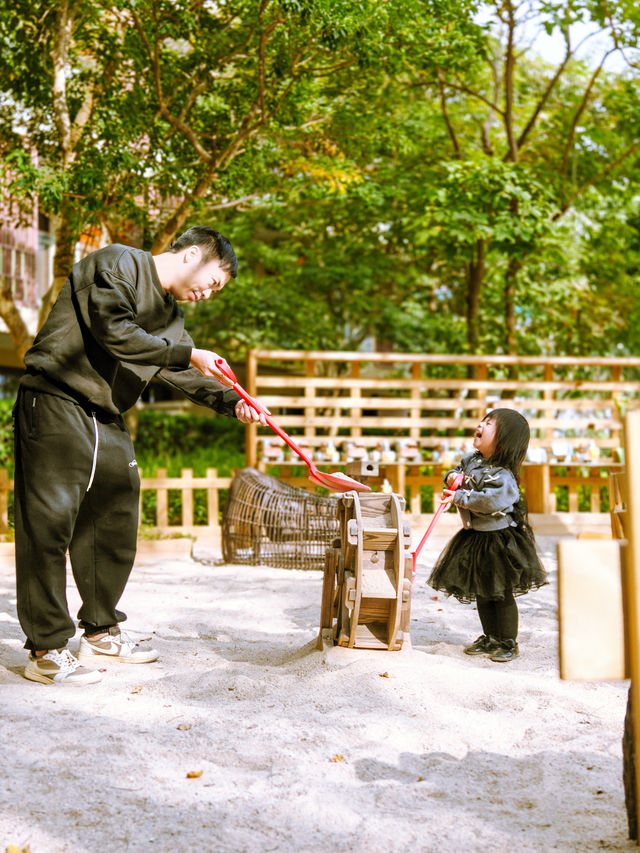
[207,467,219,526]
[612,365,622,448]
[351,361,361,439]
[410,361,422,441]
[543,362,554,446]
[476,362,487,420]
[181,468,193,527]
[156,467,168,527]
[246,349,258,467]
[305,357,316,441]
[624,409,640,847]
[521,463,550,513]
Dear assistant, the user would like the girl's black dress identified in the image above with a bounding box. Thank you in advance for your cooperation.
[428,454,547,604]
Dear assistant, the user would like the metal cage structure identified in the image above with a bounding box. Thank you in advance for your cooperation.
[221,468,340,570]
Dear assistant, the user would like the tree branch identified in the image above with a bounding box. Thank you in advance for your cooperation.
[553,140,640,220]
[481,58,501,155]
[560,54,610,175]
[503,0,518,162]
[130,8,213,164]
[51,0,74,166]
[437,67,461,158]
[430,78,506,118]
[516,45,573,152]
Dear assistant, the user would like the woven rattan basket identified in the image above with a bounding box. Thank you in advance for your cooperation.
[221,468,340,569]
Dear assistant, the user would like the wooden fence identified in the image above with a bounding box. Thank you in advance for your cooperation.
[242,350,640,515]
[0,460,620,540]
[138,468,231,536]
[1,351,636,538]
[0,468,232,539]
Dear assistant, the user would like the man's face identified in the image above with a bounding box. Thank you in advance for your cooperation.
[171,247,230,303]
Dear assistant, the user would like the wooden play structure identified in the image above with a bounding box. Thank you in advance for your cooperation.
[318,489,413,651]
[557,409,640,843]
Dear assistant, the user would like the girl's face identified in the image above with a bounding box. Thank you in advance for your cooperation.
[473,416,498,458]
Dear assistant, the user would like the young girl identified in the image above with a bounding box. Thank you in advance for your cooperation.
[428,408,547,662]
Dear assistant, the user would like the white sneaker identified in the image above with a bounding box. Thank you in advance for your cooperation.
[77,626,158,664]
[24,648,102,685]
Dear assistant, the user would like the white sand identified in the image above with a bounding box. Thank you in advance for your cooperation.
[0,529,634,853]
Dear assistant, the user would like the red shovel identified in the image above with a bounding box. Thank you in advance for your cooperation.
[214,358,371,493]
[411,470,464,579]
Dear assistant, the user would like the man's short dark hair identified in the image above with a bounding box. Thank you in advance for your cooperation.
[169,226,238,279]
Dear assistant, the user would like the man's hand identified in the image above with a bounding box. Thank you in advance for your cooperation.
[235,399,269,426]
[189,348,270,424]
[189,348,234,386]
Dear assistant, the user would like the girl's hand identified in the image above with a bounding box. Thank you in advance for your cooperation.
[441,488,456,510]
[445,471,460,487]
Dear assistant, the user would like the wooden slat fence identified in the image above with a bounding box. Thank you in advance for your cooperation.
[139,468,231,536]
[243,350,640,514]
[0,468,232,539]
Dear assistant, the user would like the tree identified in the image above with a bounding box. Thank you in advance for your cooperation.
[0,0,484,361]
[413,0,640,354]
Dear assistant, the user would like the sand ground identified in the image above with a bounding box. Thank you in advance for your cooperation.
[0,526,634,853]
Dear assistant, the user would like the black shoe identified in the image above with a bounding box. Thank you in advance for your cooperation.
[490,639,519,662]
[463,635,500,656]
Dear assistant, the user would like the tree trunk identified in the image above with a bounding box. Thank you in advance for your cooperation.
[38,211,76,329]
[0,283,33,365]
[465,239,485,355]
[502,255,523,399]
[464,239,486,383]
[505,255,522,355]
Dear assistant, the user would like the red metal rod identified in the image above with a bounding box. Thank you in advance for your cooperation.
[411,471,464,579]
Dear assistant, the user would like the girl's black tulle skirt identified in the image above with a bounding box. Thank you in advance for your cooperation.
[427,524,548,604]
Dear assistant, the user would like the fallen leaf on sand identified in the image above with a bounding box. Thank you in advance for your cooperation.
[330,755,344,763]
[186,770,203,778]
[177,723,192,731]
[130,686,142,694]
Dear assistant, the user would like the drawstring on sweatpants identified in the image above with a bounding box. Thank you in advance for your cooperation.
[86,412,99,491]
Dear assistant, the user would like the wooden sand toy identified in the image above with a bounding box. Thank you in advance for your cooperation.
[318,490,413,651]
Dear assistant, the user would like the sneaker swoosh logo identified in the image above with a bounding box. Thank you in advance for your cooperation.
[94,641,121,654]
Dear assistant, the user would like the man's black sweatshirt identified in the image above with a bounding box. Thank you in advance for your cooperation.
[20,244,240,417]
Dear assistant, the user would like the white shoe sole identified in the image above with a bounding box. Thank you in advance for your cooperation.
[77,650,158,664]
[23,668,102,685]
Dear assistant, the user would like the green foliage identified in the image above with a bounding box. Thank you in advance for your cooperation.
[129,410,245,528]
[2,0,640,362]
[134,410,246,477]
[0,400,13,471]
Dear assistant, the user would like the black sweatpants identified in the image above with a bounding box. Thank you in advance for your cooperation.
[13,389,140,652]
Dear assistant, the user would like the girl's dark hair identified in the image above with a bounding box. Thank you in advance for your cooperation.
[169,226,238,278]
[482,408,530,484]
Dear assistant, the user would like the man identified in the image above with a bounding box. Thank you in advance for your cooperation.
[13,225,266,685]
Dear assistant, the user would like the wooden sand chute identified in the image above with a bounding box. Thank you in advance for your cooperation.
[318,491,413,651]
[221,468,339,570]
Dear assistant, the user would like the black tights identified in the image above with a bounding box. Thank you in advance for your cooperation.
[476,591,518,641]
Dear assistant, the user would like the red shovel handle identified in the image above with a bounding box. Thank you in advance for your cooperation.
[411,470,464,578]
[215,358,314,465]
[214,357,238,384]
